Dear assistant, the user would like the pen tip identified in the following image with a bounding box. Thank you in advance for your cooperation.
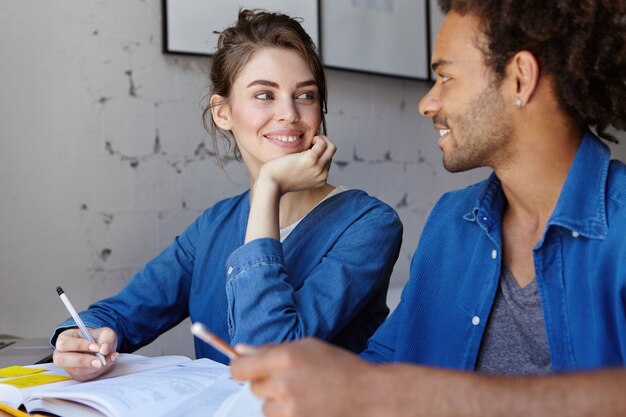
[56,286,64,295]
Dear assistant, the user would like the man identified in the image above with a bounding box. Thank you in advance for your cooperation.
[231,1,626,416]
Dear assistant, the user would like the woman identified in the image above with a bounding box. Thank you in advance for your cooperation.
[52,9,402,381]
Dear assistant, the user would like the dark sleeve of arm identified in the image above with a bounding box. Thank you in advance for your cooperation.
[359,292,403,363]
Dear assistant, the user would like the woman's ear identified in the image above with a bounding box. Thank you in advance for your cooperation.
[210,94,232,131]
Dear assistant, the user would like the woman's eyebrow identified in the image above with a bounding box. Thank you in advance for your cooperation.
[246,79,317,88]
[246,79,278,88]
[296,79,316,88]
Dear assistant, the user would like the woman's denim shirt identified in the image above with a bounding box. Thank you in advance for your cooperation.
[53,189,402,363]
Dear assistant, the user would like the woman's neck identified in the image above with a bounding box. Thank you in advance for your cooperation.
[276,184,336,229]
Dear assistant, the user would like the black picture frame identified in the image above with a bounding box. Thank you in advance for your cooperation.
[162,0,439,81]
[320,0,432,81]
[162,0,320,56]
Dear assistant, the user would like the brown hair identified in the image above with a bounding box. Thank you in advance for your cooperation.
[438,0,626,142]
[202,8,327,163]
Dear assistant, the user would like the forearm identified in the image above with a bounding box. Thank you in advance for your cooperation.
[369,365,626,417]
[230,204,402,346]
[225,247,299,344]
[79,261,192,351]
[246,178,281,243]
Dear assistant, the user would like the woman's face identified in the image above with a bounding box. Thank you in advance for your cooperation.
[220,47,322,176]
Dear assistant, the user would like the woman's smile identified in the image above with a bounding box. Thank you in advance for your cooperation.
[264,129,306,148]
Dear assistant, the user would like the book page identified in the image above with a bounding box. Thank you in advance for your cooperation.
[213,382,264,417]
[162,375,243,417]
[26,397,107,417]
[0,384,22,410]
[0,353,190,410]
[25,359,230,417]
[26,353,190,379]
[0,363,74,409]
[104,353,191,378]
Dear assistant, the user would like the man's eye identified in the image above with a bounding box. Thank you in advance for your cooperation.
[255,92,272,100]
[439,74,451,83]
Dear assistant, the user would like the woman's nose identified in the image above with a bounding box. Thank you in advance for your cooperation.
[276,99,300,124]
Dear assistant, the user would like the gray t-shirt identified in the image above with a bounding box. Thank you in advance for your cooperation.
[475,267,552,375]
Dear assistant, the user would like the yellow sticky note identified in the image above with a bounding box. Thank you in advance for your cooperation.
[0,374,71,388]
[0,366,45,379]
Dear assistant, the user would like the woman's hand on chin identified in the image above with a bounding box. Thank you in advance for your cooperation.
[257,135,337,195]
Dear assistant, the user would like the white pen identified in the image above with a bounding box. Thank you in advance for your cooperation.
[191,322,239,359]
[56,286,107,366]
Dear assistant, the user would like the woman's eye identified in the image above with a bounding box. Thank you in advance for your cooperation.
[296,91,316,100]
[255,92,273,100]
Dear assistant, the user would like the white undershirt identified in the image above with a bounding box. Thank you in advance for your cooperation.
[279,186,348,242]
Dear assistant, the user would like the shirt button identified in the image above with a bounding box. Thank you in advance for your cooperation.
[227,266,234,275]
[491,249,497,259]
[472,316,480,326]
[571,231,580,238]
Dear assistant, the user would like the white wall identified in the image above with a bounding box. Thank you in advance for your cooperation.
[1,0,625,357]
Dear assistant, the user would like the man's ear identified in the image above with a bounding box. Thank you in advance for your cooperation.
[508,51,540,107]
[210,94,232,131]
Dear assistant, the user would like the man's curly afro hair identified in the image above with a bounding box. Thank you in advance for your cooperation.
[438,0,626,143]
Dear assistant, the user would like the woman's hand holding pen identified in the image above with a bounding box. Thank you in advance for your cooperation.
[53,327,119,381]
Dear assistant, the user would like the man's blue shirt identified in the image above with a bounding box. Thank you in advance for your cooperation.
[362,131,626,372]
[53,189,402,364]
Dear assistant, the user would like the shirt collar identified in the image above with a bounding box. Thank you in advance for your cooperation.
[463,174,505,231]
[465,130,610,240]
[547,130,610,239]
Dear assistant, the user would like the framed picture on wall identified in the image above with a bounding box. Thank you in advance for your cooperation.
[428,0,444,79]
[163,0,320,56]
[320,0,431,80]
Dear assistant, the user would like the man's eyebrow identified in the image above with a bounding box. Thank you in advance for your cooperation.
[246,79,317,88]
[431,59,453,72]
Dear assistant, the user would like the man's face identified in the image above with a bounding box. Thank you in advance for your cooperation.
[419,12,514,173]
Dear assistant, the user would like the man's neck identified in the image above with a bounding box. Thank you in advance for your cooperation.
[496,117,583,225]
[496,120,583,286]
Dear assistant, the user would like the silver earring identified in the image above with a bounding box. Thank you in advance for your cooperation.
[515,98,524,108]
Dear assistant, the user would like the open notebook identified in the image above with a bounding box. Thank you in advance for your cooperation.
[0,353,263,417]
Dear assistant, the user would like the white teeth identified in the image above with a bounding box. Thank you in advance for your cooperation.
[274,136,298,143]
[439,129,451,137]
